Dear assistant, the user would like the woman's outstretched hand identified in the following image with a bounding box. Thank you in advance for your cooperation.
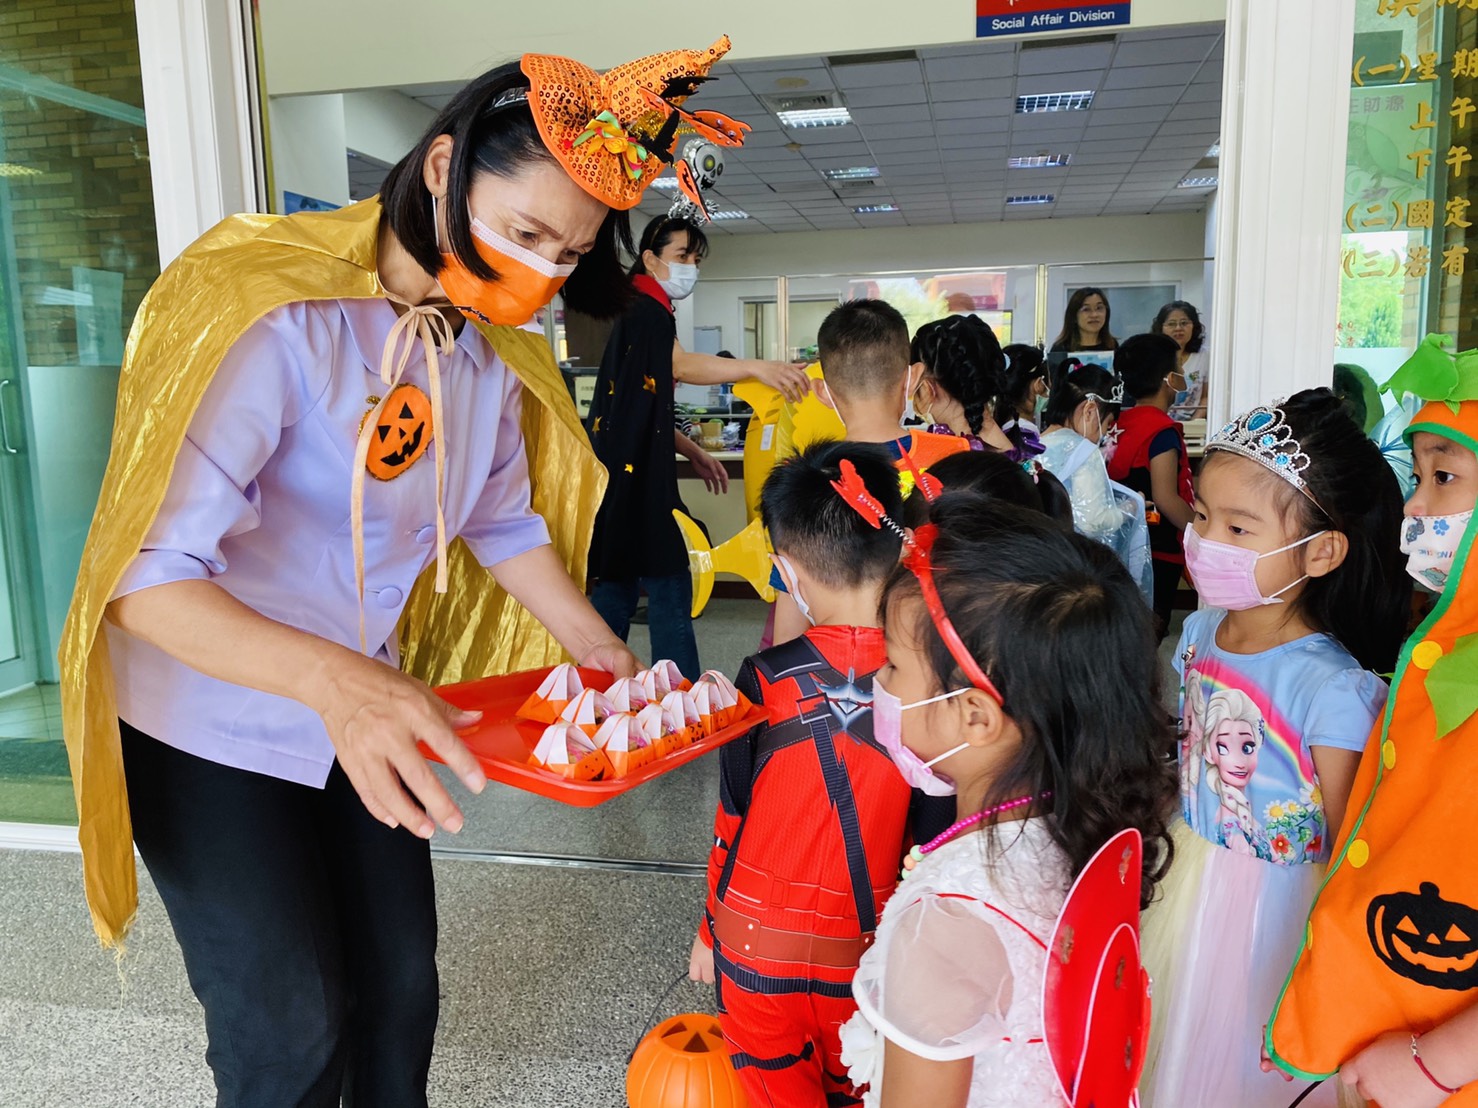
[314,650,487,838]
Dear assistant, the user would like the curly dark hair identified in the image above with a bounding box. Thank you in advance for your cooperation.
[1201,387,1408,674]
[910,314,1009,441]
[882,496,1177,906]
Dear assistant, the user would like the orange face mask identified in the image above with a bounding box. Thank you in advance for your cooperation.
[436,204,577,327]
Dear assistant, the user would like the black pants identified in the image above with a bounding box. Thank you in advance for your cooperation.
[1151,557,1185,641]
[122,722,439,1108]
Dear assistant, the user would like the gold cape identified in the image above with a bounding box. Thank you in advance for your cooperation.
[58,198,605,947]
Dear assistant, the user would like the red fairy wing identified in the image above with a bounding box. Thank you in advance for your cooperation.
[1068,923,1148,1108]
[1042,829,1143,1105]
[673,161,711,220]
[684,109,751,146]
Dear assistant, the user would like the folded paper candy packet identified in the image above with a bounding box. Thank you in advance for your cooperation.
[661,689,704,744]
[517,662,585,724]
[695,670,748,730]
[604,677,649,714]
[635,702,686,757]
[558,688,615,738]
[592,713,654,777]
[530,721,612,781]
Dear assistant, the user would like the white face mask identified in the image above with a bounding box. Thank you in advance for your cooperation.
[1401,510,1473,592]
[774,554,816,626]
[657,260,699,301]
[900,366,924,429]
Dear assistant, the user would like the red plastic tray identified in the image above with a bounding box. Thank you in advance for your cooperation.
[427,666,766,807]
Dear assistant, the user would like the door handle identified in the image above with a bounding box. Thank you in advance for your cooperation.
[0,379,20,455]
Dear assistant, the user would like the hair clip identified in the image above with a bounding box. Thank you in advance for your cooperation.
[830,459,911,543]
[896,450,943,504]
[1022,459,1042,485]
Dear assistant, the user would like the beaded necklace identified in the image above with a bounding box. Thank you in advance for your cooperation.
[900,791,1052,881]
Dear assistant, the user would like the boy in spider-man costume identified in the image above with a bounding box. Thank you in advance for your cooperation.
[688,441,912,1108]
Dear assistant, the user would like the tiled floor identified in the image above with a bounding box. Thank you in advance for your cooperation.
[0,683,72,824]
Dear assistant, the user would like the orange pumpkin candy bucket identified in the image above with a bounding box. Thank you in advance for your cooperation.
[627,1013,748,1108]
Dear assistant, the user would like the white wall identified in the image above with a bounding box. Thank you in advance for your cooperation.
[682,211,1211,351]
[267,93,349,209]
[258,0,1228,97]
[341,89,436,166]
[700,212,1208,279]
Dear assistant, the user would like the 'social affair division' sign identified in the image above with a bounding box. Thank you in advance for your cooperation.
[976,0,1131,38]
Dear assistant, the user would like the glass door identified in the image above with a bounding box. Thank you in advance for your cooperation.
[0,0,162,824]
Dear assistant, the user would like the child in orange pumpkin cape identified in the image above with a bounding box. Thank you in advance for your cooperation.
[689,440,913,1108]
[768,299,970,648]
[1268,337,1478,1107]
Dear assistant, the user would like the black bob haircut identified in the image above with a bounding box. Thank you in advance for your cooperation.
[761,440,905,590]
[630,215,710,277]
[902,450,1074,530]
[881,495,1177,907]
[379,61,634,319]
[1042,363,1122,430]
[817,299,912,399]
[1114,333,1181,400]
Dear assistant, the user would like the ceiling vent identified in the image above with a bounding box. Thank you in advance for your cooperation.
[827,49,919,67]
[765,92,842,114]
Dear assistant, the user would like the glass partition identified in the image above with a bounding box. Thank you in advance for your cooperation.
[0,0,162,823]
[1336,1,1470,411]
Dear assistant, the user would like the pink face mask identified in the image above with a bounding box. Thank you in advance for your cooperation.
[873,675,969,796]
[1182,525,1325,610]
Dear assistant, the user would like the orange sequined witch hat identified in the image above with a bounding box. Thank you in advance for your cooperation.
[522,36,751,210]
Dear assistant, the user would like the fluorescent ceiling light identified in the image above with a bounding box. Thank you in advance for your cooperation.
[1178,175,1218,189]
[1015,91,1094,114]
[0,162,43,178]
[1006,194,1056,205]
[776,107,852,128]
[853,204,900,213]
[1206,141,1221,159]
[649,178,681,192]
[707,208,751,221]
[823,166,881,180]
[1008,154,1072,169]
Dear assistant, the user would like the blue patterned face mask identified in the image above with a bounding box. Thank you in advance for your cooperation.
[1400,511,1473,593]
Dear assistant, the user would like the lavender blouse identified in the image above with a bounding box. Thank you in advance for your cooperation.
[105,298,551,786]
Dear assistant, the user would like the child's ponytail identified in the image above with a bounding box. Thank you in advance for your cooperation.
[1272,389,1408,674]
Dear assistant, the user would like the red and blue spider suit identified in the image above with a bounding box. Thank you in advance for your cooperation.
[698,625,911,1107]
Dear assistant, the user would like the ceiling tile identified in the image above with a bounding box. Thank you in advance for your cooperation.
[1101,63,1202,91]
[1017,41,1116,75]
[923,51,1016,83]
[831,59,924,89]
[851,104,933,126]
[844,83,929,107]
[1168,101,1222,121]
[1086,106,1173,127]
[1110,35,1220,68]
[1092,87,1184,111]
[862,122,938,140]
[1015,72,1106,97]
[928,78,1017,103]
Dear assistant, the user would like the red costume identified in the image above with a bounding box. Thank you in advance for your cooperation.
[1107,406,1193,568]
[700,625,911,1107]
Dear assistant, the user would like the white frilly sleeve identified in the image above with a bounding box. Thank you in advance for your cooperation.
[852,893,1017,1062]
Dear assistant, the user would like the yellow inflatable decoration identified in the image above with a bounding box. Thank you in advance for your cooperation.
[673,512,776,617]
[690,365,845,617]
[733,363,844,522]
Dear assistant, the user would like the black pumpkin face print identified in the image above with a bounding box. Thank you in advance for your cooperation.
[1367,882,1478,990]
[366,383,433,481]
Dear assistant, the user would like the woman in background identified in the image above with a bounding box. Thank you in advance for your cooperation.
[1050,287,1117,353]
[1153,301,1208,421]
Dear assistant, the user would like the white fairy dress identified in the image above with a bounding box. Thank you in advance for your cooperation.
[840,818,1072,1108]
